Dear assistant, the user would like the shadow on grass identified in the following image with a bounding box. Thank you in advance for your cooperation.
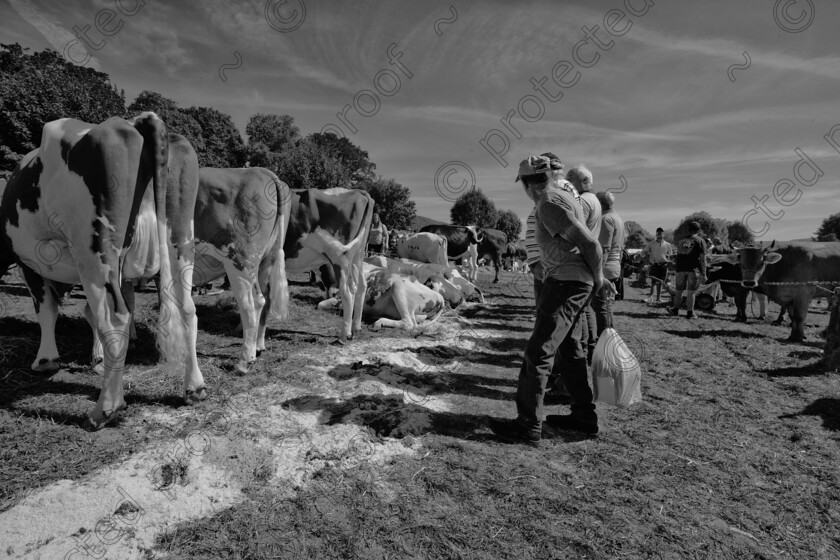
[780,397,840,431]
[663,329,769,340]
[324,358,517,402]
[760,359,829,378]
[0,369,185,428]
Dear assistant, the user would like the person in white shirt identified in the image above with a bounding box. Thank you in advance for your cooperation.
[642,228,674,302]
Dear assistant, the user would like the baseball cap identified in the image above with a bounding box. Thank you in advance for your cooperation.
[515,153,563,182]
[656,227,664,233]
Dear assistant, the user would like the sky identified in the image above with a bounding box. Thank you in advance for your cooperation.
[2,0,839,241]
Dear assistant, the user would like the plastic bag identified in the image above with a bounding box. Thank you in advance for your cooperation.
[591,328,642,408]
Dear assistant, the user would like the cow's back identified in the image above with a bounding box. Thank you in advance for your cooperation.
[761,241,840,303]
[285,188,373,261]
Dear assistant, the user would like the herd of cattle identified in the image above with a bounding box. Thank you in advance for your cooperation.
[1,113,839,429]
[0,114,500,429]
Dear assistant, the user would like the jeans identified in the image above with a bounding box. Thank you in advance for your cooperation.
[517,278,595,431]
[590,280,617,336]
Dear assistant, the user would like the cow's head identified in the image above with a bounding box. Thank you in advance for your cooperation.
[466,225,484,244]
[726,241,783,288]
[423,273,463,308]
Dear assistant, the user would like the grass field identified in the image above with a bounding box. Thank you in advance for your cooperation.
[0,268,838,559]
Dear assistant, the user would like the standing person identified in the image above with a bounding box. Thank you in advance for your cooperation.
[367,213,388,255]
[592,191,625,335]
[489,154,613,446]
[642,228,673,303]
[525,153,572,400]
[667,221,707,319]
[566,166,601,363]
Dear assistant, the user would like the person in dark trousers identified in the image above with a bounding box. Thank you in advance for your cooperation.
[667,221,707,319]
[489,154,613,446]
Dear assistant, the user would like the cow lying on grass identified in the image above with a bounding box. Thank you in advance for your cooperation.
[318,262,445,330]
[365,255,485,304]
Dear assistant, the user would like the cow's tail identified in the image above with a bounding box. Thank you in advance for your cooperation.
[312,192,374,296]
[132,112,186,368]
[264,170,290,321]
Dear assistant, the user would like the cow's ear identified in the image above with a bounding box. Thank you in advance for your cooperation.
[725,252,740,264]
[764,252,782,264]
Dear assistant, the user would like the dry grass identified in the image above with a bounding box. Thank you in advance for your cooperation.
[2,270,840,559]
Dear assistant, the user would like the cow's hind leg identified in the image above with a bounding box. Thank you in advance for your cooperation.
[165,247,206,404]
[227,264,261,374]
[85,303,105,375]
[21,269,66,373]
[77,273,131,430]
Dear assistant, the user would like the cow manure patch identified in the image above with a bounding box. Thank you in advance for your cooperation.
[327,393,431,439]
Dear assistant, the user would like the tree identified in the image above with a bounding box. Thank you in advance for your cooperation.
[307,132,375,184]
[183,106,245,168]
[450,189,499,228]
[495,209,522,242]
[245,113,299,152]
[1,44,125,176]
[356,176,416,230]
[727,221,755,246]
[814,212,840,241]
[625,231,648,249]
[273,138,347,190]
[673,211,723,242]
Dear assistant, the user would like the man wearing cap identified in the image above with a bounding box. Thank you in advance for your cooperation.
[490,154,614,445]
[642,228,673,303]
[667,221,707,319]
[524,153,575,402]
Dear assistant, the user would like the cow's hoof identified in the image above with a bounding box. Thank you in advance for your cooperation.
[772,320,783,326]
[234,359,254,375]
[756,315,766,320]
[83,403,127,431]
[734,317,747,323]
[32,358,60,373]
[184,387,208,405]
[492,279,499,284]
[256,349,263,357]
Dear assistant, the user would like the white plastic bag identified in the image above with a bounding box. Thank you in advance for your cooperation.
[591,328,642,408]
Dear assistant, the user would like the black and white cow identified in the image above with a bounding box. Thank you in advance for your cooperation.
[0,113,205,429]
[280,188,374,340]
[418,224,484,282]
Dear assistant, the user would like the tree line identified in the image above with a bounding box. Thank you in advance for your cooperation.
[0,43,528,243]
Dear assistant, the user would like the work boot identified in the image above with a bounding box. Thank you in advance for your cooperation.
[545,414,599,435]
[488,418,541,447]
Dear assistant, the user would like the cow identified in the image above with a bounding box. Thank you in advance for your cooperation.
[395,232,448,265]
[0,113,205,429]
[320,262,445,331]
[706,260,750,322]
[721,240,840,341]
[476,228,508,283]
[365,255,485,306]
[186,167,290,372]
[419,224,483,282]
[279,188,374,341]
